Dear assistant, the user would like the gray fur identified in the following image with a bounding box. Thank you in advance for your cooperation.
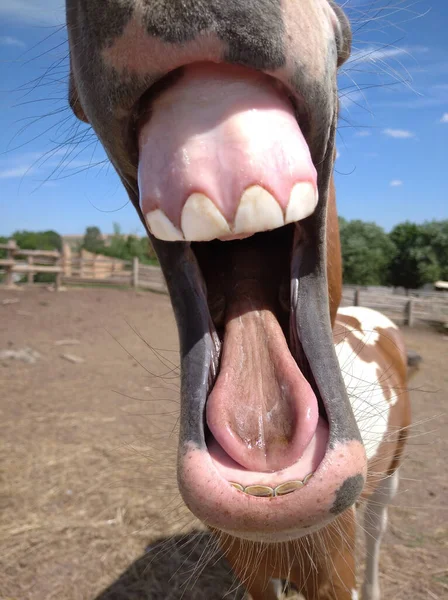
[141,0,286,69]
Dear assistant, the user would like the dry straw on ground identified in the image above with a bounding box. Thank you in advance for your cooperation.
[1,288,447,599]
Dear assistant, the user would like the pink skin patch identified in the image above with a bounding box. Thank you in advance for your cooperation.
[178,438,367,542]
[138,63,317,231]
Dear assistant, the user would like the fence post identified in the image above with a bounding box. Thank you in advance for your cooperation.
[27,255,34,284]
[55,270,62,291]
[7,239,17,258]
[132,256,139,288]
[5,266,13,288]
[5,240,16,288]
[404,299,414,327]
[55,253,62,291]
[354,288,360,307]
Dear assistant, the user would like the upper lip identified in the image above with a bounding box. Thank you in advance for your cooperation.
[129,64,314,178]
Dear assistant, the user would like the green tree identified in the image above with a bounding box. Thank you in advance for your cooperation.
[339,218,395,286]
[12,230,62,251]
[0,236,8,259]
[388,222,440,289]
[419,220,448,281]
[101,223,158,264]
[104,222,128,259]
[82,226,105,253]
[138,236,157,263]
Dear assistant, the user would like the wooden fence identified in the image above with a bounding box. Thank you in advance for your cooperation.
[0,241,63,289]
[134,260,168,292]
[62,257,131,286]
[0,243,166,292]
[61,257,167,291]
[2,241,447,326]
[341,287,448,327]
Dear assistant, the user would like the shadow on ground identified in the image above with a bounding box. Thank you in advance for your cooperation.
[93,532,246,600]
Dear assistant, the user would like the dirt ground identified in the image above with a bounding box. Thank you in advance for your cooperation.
[0,286,447,600]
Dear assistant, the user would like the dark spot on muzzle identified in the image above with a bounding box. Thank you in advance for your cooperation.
[72,0,286,70]
[330,474,365,515]
[142,0,286,70]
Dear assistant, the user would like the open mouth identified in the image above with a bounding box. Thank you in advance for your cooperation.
[195,227,329,491]
[136,62,366,541]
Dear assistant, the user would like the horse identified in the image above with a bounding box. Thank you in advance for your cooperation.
[65,2,414,597]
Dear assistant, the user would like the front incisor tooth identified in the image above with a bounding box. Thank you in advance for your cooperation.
[234,186,284,235]
[303,472,314,484]
[285,182,318,224]
[244,485,274,497]
[146,209,184,241]
[181,193,231,241]
[230,482,244,492]
[275,480,304,496]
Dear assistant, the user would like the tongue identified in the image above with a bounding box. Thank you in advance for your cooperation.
[206,247,319,474]
[138,63,317,241]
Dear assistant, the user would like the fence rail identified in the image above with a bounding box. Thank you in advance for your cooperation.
[341,288,448,327]
[0,241,63,288]
[2,241,447,326]
[136,262,167,292]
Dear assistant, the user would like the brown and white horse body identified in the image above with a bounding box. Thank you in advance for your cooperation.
[335,307,410,600]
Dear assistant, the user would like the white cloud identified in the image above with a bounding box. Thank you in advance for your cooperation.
[0,166,35,179]
[0,148,107,185]
[355,130,372,137]
[374,84,448,111]
[441,113,448,124]
[336,150,340,159]
[0,1,64,25]
[383,128,415,139]
[349,45,429,65]
[390,180,403,187]
[0,35,25,48]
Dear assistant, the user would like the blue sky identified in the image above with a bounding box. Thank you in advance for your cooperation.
[0,0,447,236]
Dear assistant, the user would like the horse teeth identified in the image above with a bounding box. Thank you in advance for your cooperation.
[234,186,284,235]
[181,193,231,241]
[303,472,314,484]
[274,480,304,496]
[145,209,184,241]
[244,485,275,497]
[230,482,244,492]
[147,183,318,242]
[230,474,315,497]
[285,182,318,224]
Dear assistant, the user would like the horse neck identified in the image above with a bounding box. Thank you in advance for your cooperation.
[326,176,342,327]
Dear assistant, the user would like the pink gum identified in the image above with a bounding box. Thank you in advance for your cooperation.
[138,63,317,228]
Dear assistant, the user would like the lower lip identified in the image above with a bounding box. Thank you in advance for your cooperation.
[207,417,329,489]
[178,433,367,539]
